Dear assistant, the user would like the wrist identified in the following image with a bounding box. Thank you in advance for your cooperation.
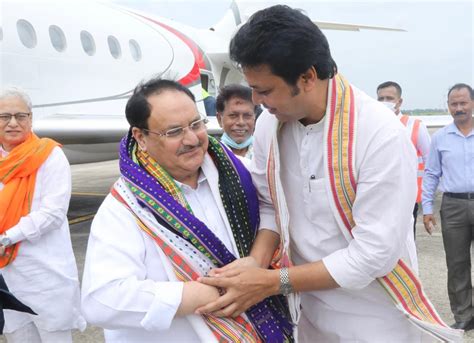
[0,234,12,248]
[278,267,294,296]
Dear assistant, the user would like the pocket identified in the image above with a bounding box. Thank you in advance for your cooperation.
[303,178,328,223]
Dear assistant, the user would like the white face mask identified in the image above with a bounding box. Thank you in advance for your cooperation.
[381,101,397,112]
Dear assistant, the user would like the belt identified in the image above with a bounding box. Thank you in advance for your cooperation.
[444,192,474,200]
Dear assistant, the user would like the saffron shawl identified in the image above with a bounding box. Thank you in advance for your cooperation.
[0,133,58,267]
[267,74,462,342]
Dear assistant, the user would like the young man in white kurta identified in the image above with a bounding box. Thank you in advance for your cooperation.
[251,87,423,341]
[0,147,86,341]
[194,5,462,342]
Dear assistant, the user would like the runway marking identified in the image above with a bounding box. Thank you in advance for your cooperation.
[69,213,96,225]
[72,192,108,197]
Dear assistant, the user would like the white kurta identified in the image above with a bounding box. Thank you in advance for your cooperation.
[251,86,426,342]
[81,154,241,342]
[0,147,86,333]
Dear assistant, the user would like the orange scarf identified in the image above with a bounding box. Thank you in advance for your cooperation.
[0,133,59,267]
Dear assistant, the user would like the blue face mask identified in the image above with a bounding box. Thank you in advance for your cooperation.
[221,132,254,150]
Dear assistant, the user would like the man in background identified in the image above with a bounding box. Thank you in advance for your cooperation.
[377,81,431,236]
[422,83,474,330]
[216,84,258,160]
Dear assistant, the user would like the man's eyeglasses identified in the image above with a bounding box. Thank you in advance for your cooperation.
[142,117,208,139]
[0,112,31,124]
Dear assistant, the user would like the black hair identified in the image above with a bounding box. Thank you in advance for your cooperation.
[216,84,259,115]
[229,5,337,86]
[125,77,195,129]
[447,83,473,100]
[377,81,402,97]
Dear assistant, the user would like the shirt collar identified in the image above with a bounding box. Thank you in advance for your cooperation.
[173,166,207,192]
[446,122,474,137]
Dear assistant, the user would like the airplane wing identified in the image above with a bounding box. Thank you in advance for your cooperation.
[314,21,406,32]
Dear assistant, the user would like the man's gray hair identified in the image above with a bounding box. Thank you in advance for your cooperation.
[0,86,33,111]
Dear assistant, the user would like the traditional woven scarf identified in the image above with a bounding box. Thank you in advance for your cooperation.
[267,74,462,342]
[0,133,58,267]
[117,132,294,342]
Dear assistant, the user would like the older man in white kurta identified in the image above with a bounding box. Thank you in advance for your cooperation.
[0,87,85,343]
[81,78,293,342]
[0,147,85,341]
[82,156,244,342]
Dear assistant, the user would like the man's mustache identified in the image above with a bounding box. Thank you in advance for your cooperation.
[454,111,466,116]
[177,142,203,155]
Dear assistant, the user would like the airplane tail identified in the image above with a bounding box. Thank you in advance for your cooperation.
[210,1,243,41]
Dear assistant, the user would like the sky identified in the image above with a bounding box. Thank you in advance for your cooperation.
[111,0,473,110]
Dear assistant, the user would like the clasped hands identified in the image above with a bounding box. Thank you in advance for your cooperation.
[195,256,279,318]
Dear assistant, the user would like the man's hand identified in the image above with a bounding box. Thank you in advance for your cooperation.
[177,281,220,316]
[207,256,259,277]
[196,267,279,318]
[423,214,437,235]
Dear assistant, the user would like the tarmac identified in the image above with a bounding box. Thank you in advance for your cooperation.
[2,159,474,342]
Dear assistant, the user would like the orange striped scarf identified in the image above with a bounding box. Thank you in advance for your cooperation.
[324,74,461,341]
[0,133,58,267]
[267,74,462,341]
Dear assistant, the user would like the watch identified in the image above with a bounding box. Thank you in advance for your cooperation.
[279,267,294,296]
[0,235,12,247]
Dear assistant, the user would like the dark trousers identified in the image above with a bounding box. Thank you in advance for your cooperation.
[440,194,474,322]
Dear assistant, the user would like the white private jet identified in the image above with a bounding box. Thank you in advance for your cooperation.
[1,0,419,164]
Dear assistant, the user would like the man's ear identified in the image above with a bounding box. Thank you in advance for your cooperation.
[398,97,403,108]
[301,66,317,91]
[216,112,224,128]
[131,127,147,151]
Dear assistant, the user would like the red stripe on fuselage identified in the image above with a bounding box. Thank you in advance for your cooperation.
[132,12,205,87]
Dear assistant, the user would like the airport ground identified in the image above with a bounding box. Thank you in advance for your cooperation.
[2,159,474,342]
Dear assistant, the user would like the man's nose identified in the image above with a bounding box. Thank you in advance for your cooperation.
[7,116,19,126]
[252,90,263,105]
[182,126,199,144]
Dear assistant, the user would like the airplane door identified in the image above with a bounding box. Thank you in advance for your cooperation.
[200,70,217,97]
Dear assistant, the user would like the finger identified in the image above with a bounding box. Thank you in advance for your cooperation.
[195,294,234,314]
[198,276,232,288]
[211,303,240,318]
[213,268,242,278]
[212,260,245,274]
[207,268,220,277]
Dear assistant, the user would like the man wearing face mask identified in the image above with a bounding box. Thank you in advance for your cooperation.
[422,83,474,330]
[216,84,259,161]
[377,81,431,237]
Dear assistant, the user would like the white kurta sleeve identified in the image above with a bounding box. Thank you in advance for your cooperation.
[250,112,278,233]
[323,126,417,289]
[6,147,71,244]
[81,195,183,331]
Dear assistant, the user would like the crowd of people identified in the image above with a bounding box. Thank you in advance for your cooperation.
[0,4,473,343]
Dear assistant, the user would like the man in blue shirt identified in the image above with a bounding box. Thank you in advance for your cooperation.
[422,83,474,330]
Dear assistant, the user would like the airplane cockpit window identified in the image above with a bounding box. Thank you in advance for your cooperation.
[17,19,37,49]
[129,39,142,61]
[107,35,121,59]
[80,30,96,56]
[49,25,67,52]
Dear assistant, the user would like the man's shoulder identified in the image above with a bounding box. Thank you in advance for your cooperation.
[41,146,70,171]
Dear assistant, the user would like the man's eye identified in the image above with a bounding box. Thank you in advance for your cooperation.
[166,128,183,137]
